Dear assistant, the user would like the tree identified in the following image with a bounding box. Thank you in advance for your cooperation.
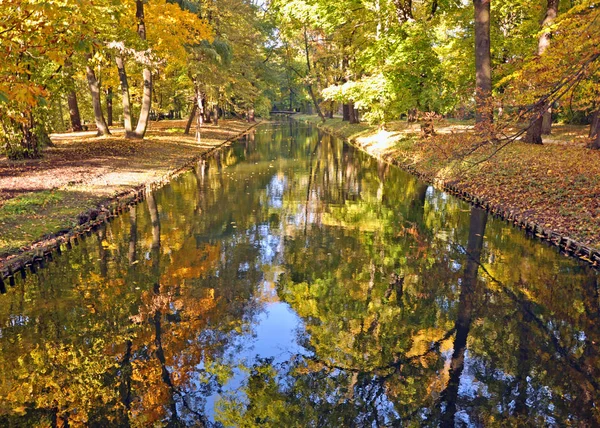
[86,54,112,136]
[133,0,153,139]
[523,0,560,144]
[474,0,492,127]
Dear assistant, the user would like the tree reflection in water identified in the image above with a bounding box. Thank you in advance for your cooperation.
[0,121,598,427]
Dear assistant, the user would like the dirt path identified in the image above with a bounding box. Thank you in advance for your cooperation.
[0,119,257,260]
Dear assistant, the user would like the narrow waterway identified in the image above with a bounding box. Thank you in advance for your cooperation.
[0,121,598,426]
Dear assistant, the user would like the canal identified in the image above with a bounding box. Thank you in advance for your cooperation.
[0,121,598,426]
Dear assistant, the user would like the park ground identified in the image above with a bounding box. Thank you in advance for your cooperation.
[0,119,257,261]
[296,114,600,257]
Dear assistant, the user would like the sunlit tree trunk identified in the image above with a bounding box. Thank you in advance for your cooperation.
[185,98,197,135]
[195,90,204,142]
[85,56,111,136]
[134,0,152,139]
[474,0,492,128]
[525,0,559,143]
[115,56,134,137]
[247,108,255,123]
[348,102,359,124]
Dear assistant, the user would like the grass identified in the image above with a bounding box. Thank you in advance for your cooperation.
[0,191,63,216]
[0,190,102,255]
[0,119,258,260]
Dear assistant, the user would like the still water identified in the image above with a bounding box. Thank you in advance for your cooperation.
[0,121,598,427]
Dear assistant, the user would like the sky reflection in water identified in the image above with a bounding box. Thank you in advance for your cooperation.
[0,121,598,427]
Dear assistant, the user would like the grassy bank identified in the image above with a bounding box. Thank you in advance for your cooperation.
[296,114,600,262]
[0,119,258,262]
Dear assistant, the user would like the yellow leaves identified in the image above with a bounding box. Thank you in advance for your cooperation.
[146,0,213,65]
[12,406,27,415]
[101,239,118,250]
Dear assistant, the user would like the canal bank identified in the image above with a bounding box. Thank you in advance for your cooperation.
[0,121,598,425]
[0,119,261,280]
[294,114,600,268]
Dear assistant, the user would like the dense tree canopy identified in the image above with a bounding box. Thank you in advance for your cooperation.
[1,0,599,157]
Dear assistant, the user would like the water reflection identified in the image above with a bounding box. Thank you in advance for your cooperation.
[0,121,598,426]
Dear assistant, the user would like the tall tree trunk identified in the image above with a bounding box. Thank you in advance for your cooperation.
[538,0,559,55]
[439,207,488,426]
[67,91,83,132]
[106,87,113,127]
[474,0,492,128]
[213,104,219,126]
[185,98,197,135]
[525,0,559,142]
[115,56,134,137]
[85,56,111,136]
[590,110,600,149]
[303,27,325,122]
[195,91,204,142]
[64,59,83,132]
[134,0,152,139]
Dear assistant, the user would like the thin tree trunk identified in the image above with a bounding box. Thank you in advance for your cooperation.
[64,59,83,132]
[85,56,111,136]
[67,91,83,132]
[303,27,325,122]
[474,0,492,127]
[106,87,113,127]
[185,99,197,135]
[195,92,204,142]
[213,104,219,126]
[115,56,134,137]
[134,0,152,139]
[525,0,559,142]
